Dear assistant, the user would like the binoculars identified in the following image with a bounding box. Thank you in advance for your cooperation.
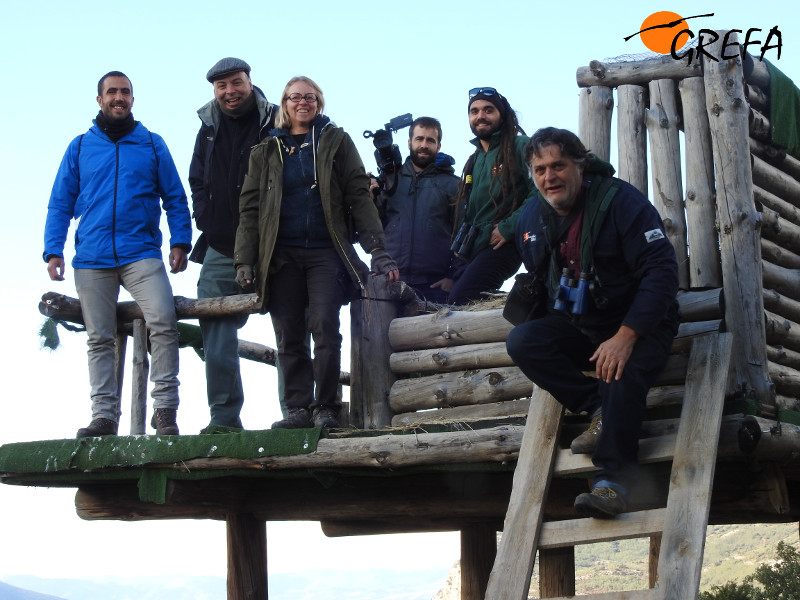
[451,222,478,259]
[554,268,592,315]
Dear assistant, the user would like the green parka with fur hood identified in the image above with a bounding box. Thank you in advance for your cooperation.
[234,120,386,313]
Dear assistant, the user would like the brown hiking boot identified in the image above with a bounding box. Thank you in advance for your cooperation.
[574,486,628,518]
[312,407,339,428]
[570,413,602,454]
[76,418,118,438]
[151,408,179,435]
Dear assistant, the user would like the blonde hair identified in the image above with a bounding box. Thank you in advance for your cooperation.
[275,76,326,130]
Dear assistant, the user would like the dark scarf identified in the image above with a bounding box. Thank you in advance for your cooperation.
[96,111,137,142]
[218,90,257,118]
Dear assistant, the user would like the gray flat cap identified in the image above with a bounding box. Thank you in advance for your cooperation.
[206,57,251,82]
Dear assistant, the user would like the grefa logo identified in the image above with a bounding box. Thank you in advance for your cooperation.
[625,11,782,66]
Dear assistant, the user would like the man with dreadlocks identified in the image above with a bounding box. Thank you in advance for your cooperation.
[447,87,535,305]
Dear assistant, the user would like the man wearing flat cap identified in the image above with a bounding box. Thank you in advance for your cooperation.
[189,57,276,432]
[447,87,534,305]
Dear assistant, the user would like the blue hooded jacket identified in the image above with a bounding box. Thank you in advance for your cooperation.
[44,121,192,268]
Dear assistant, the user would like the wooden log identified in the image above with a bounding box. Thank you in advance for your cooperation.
[391,399,531,427]
[752,154,800,211]
[578,86,613,161]
[39,292,261,325]
[115,333,127,430]
[754,184,800,228]
[388,367,533,412]
[654,333,732,600]
[767,344,800,372]
[617,85,648,195]
[743,50,771,90]
[765,309,800,353]
[763,288,800,329]
[576,55,702,88]
[647,78,689,289]
[131,319,148,435]
[759,206,800,256]
[680,76,722,288]
[703,30,772,407]
[539,547,575,598]
[226,513,267,600]
[745,83,769,112]
[750,137,800,182]
[650,534,662,588]
[749,106,771,141]
[768,360,800,396]
[484,389,563,600]
[350,275,396,429]
[776,393,800,412]
[388,308,512,351]
[676,288,723,322]
[390,342,514,374]
[762,260,800,301]
[461,524,497,600]
[761,238,800,271]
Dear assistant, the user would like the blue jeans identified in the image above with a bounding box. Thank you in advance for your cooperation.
[75,258,180,422]
[197,247,248,427]
[506,312,678,487]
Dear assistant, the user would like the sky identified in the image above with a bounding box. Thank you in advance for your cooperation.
[1,0,798,591]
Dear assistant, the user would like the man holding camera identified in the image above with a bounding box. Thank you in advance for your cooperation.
[506,127,679,518]
[189,57,276,431]
[373,116,460,303]
[447,87,534,305]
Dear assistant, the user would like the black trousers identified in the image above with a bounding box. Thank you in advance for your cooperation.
[448,243,521,305]
[267,246,349,412]
[506,312,678,486]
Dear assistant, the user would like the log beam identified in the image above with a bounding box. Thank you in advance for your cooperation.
[576,56,701,88]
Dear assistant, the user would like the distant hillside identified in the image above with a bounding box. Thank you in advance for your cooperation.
[0,581,65,600]
[433,522,800,598]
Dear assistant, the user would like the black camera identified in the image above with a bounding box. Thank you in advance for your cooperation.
[363,113,413,196]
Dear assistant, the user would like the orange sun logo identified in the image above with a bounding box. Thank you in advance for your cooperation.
[639,11,691,54]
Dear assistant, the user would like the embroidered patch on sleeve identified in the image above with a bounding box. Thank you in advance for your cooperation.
[645,229,666,243]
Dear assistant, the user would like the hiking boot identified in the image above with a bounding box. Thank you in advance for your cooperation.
[312,407,339,429]
[570,413,602,454]
[574,486,628,518]
[76,418,118,438]
[271,408,312,429]
[151,408,179,435]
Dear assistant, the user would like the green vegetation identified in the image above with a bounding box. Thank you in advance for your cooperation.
[524,523,799,597]
[700,541,800,599]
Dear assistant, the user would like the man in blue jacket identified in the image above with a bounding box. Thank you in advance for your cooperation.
[43,71,192,438]
[189,57,276,432]
[373,116,460,303]
[506,127,679,518]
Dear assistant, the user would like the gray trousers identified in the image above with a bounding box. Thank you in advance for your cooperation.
[75,258,180,422]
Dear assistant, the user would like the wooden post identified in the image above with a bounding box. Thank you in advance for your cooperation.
[460,523,496,600]
[649,533,662,588]
[350,275,396,429]
[679,76,722,289]
[703,30,774,409]
[130,319,148,435]
[115,332,127,420]
[226,513,267,600]
[617,84,648,195]
[647,78,689,289]
[578,86,613,161]
[539,546,575,597]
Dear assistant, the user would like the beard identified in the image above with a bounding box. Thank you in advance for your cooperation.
[470,119,501,140]
[410,147,437,170]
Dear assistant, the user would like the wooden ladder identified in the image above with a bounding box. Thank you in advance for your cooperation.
[485,332,733,600]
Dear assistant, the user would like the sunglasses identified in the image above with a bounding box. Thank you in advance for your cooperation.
[468,87,499,99]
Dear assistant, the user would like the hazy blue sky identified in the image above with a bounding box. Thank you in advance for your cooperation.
[1,0,797,592]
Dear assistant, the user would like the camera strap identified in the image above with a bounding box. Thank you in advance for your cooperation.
[452,151,479,237]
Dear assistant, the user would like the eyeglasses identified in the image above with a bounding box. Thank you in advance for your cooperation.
[468,87,499,99]
[287,93,318,104]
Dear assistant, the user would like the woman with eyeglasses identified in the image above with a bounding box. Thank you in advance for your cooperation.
[234,75,398,429]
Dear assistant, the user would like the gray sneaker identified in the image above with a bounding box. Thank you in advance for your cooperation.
[574,486,628,518]
[570,413,602,454]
